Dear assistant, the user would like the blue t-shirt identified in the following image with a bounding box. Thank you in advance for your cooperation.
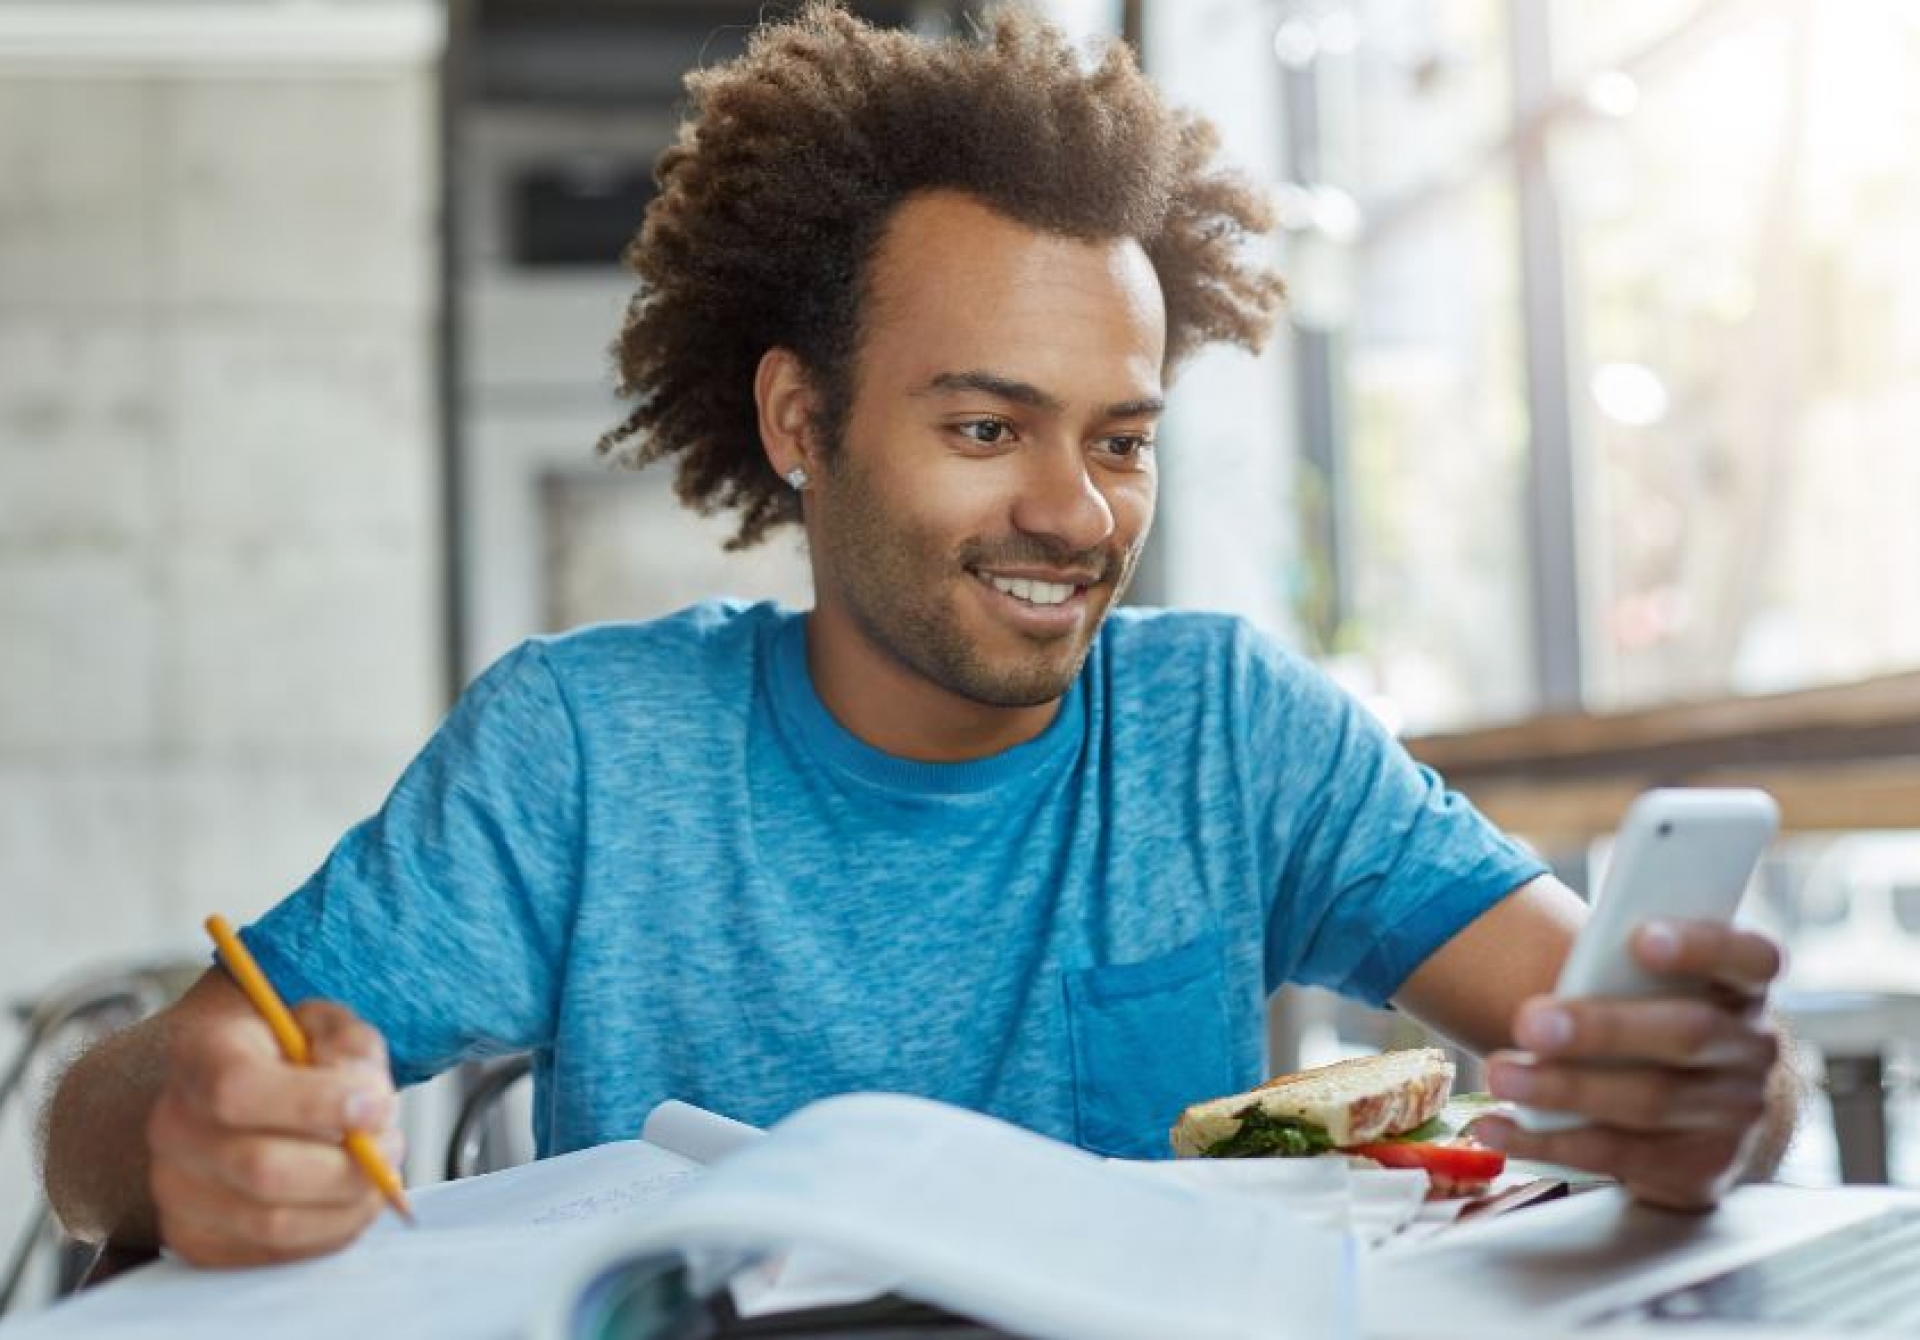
[243,602,1542,1160]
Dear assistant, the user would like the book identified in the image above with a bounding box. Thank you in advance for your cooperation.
[7,1092,1358,1340]
[533,1094,1358,1340]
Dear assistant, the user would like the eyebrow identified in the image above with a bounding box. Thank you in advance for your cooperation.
[916,369,1164,420]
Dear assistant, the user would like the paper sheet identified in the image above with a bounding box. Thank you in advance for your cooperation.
[404,1136,702,1232]
[727,1243,911,1318]
[731,1155,1425,1323]
[0,1227,592,1340]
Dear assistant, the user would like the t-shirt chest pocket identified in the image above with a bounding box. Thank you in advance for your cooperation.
[1061,931,1236,1159]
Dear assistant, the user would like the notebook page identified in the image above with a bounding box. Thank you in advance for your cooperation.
[402,1136,702,1231]
[0,1227,589,1340]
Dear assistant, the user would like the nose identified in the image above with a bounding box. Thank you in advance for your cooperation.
[1010,441,1115,555]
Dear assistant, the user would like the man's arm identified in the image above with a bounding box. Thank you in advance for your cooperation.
[42,968,402,1264]
[1391,872,1586,1053]
[1394,873,1799,1208]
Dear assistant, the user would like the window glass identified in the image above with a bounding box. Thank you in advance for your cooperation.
[1342,178,1532,731]
[1555,3,1920,707]
[1551,0,1716,75]
[1316,0,1510,200]
[1301,0,1531,731]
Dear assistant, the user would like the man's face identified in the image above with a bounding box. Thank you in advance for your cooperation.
[804,190,1166,713]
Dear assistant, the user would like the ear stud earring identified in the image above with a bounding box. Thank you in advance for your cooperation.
[784,467,810,490]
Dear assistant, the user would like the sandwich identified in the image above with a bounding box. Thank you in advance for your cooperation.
[1168,1047,1505,1195]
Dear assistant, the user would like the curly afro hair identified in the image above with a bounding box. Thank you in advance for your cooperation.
[598,1,1286,549]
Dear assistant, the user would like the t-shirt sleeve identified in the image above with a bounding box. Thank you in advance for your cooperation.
[1247,637,1547,1006]
[237,640,582,1086]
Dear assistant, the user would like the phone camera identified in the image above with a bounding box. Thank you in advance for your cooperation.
[1656,821,1673,838]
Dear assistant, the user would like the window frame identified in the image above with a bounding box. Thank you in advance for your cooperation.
[1408,670,1920,839]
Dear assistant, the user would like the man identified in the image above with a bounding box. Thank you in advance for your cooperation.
[44,3,1791,1269]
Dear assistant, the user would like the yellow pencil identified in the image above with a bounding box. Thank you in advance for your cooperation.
[203,914,416,1226]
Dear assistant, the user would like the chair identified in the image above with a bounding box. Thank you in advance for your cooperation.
[442,1053,534,1182]
[1775,989,1920,1185]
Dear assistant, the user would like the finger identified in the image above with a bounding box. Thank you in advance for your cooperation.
[1513,996,1781,1069]
[149,1086,388,1207]
[1473,1115,1737,1212]
[181,1027,397,1139]
[1485,1053,1770,1133]
[152,1153,383,1267]
[297,1001,392,1078]
[1632,921,1783,997]
[185,1130,382,1210]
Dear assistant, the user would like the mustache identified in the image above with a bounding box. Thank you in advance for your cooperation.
[959,537,1126,583]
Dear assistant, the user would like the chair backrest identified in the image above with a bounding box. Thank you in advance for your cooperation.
[443,1053,534,1182]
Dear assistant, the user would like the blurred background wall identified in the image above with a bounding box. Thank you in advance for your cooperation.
[0,0,443,1000]
[0,0,445,1298]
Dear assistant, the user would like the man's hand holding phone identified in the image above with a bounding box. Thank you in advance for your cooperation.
[1470,789,1791,1211]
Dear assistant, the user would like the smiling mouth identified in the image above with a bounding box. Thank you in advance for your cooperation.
[976,571,1083,607]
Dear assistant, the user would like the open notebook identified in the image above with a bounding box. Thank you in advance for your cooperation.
[6,1093,1363,1340]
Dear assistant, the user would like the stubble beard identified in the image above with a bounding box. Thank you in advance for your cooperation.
[820,456,1143,710]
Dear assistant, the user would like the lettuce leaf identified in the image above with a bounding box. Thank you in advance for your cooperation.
[1201,1109,1335,1158]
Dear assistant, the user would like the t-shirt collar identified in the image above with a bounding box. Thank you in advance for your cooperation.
[766,611,1086,796]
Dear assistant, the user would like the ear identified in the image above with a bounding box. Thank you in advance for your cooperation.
[754,347,818,481]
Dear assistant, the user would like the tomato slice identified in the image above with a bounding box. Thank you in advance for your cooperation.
[1347,1139,1506,1193]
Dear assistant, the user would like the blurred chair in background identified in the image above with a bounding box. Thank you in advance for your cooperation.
[443,1053,534,1182]
[1774,990,1920,1185]
[1767,832,1920,1186]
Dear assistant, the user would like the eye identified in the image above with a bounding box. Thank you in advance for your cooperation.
[1099,434,1155,463]
[956,418,1013,446]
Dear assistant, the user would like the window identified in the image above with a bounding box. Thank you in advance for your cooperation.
[1280,0,1534,731]
[1273,0,1920,730]
[1555,0,1920,709]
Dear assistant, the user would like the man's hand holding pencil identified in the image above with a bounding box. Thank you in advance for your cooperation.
[143,920,408,1267]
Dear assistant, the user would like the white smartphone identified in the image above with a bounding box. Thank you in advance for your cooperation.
[1515,787,1780,1132]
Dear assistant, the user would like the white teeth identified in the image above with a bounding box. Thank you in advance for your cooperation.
[987,574,1074,606]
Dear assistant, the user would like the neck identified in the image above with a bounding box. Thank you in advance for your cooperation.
[802,606,1061,762]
